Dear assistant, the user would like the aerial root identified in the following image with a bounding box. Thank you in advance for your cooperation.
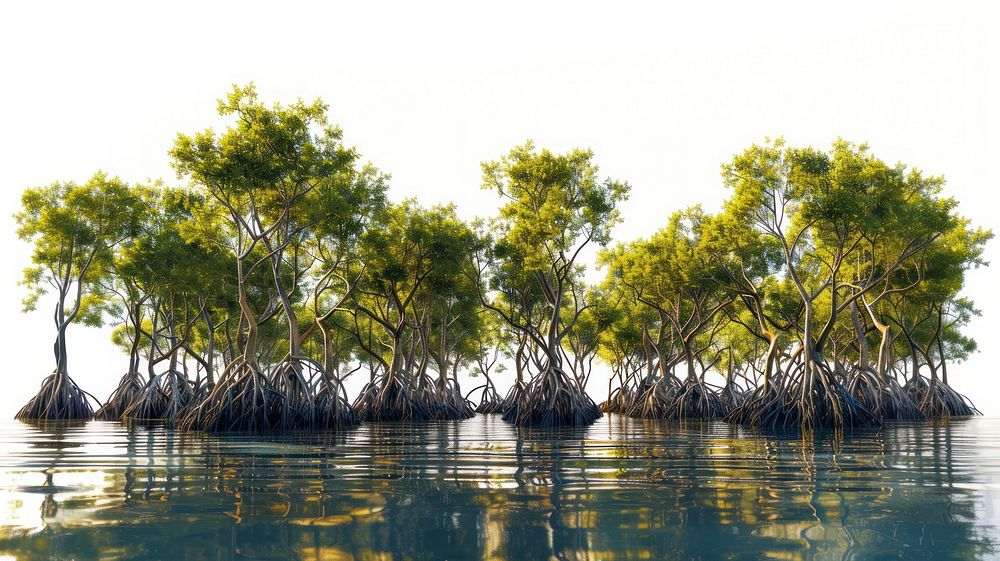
[473,382,504,414]
[476,398,505,415]
[727,362,878,430]
[425,379,475,420]
[599,386,635,414]
[906,377,979,418]
[192,378,213,401]
[720,381,747,410]
[616,378,727,420]
[848,368,923,421]
[724,385,788,428]
[496,381,526,419]
[502,369,601,427]
[16,371,95,421]
[664,379,729,419]
[314,375,359,429]
[354,373,433,422]
[122,370,194,421]
[95,371,146,421]
[21,356,978,432]
[267,358,322,428]
[789,364,878,430]
[626,377,678,419]
[628,378,670,418]
[177,357,359,431]
[178,360,287,431]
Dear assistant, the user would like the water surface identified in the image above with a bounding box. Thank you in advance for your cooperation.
[0,415,998,560]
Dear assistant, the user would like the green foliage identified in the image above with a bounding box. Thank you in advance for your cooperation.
[13,84,991,427]
[483,142,629,273]
[17,172,143,317]
[353,200,481,370]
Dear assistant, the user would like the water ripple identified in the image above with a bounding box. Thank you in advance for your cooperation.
[0,416,998,560]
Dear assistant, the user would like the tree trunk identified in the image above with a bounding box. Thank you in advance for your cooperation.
[515,335,527,385]
[202,306,215,385]
[762,331,779,392]
[682,337,696,383]
[236,257,259,364]
[53,289,70,375]
[850,301,869,370]
[937,334,949,385]
[320,322,336,378]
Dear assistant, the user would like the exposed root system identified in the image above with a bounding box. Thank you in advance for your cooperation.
[720,382,747,410]
[314,376,359,429]
[475,398,504,415]
[354,373,433,422]
[425,379,475,420]
[626,377,671,418]
[661,379,729,420]
[727,362,878,430]
[906,377,979,417]
[192,379,213,402]
[179,360,289,431]
[599,385,634,414]
[848,368,923,421]
[123,370,194,420]
[16,372,95,421]
[95,372,147,421]
[497,381,525,419]
[725,385,787,428]
[267,359,323,428]
[502,368,601,427]
[472,382,504,414]
[178,357,360,430]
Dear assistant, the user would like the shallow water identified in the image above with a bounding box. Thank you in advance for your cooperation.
[0,415,998,561]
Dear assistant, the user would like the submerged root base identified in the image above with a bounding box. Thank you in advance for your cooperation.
[642,379,729,420]
[600,385,638,414]
[502,371,601,427]
[354,371,475,422]
[720,383,747,410]
[475,400,504,414]
[354,375,434,422]
[624,378,680,419]
[314,377,359,429]
[179,361,292,431]
[496,383,525,418]
[123,370,194,421]
[727,365,878,430]
[906,378,979,418]
[475,386,505,414]
[95,372,146,421]
[849,370,924,421]
[181,358,358,431]
[428,390,475,420]
[16,372,94,421]
[266,359,323,428]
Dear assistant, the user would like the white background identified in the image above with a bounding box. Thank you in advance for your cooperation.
[0,1,997,416]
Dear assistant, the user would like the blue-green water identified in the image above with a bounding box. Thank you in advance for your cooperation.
[0,415,998,560]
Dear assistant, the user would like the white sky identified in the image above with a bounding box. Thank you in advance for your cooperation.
[0,1,997,416]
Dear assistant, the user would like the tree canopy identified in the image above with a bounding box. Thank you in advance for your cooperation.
[13,90,989,430]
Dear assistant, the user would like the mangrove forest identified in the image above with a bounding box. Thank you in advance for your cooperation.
[14,85,990,430]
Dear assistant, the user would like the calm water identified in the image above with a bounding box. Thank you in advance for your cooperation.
[0,416,998,561]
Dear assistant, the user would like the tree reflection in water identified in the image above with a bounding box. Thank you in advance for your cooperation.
[0,416,996,560]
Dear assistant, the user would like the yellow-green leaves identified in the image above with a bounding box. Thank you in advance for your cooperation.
[171,83,366,237]
[483,142,629,274]
[16,173,143,316]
